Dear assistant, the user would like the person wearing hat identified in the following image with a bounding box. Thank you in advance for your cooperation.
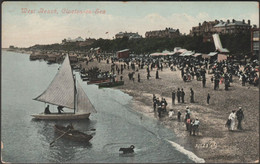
[177,110,181,122]
[181,88,185,103]
[236,107,244,130]
[228,110,236,131]
[172,90,176,105]
[186,106,191,114]
[190,88,195,103]
[191,118,200,136]
[177,88,181,103]
[44,105,51,114]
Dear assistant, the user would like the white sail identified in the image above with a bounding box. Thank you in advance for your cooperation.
[34,55,75,109]
[76,81,97,114]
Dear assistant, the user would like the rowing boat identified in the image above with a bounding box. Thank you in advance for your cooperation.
[54,124,93,142]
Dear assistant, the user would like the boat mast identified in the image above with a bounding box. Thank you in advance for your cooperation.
[74,74,77,114]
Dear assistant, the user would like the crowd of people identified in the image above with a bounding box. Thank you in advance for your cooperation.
[77,53,255,138]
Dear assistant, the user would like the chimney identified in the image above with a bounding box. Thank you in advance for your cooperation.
[242,19,245,24]
[248,20,251,25]
[232,19,235,23]
[199,23,201,27]
[227,19,230,23]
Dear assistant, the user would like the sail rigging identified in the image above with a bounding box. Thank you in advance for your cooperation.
[34,55,75,109]
[76,81,97,114]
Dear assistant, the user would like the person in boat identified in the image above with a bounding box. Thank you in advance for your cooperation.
[66,123,74,130]
[57,106,64,114]
[44,105,51,114]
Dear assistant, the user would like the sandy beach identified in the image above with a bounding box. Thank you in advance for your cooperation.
[80,59,259,163]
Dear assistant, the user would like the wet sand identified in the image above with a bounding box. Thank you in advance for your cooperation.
[81,59,259,163]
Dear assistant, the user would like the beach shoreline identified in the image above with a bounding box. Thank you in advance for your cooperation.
[81,59,259,163]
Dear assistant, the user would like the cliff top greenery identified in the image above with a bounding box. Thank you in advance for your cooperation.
[27,32,251,58]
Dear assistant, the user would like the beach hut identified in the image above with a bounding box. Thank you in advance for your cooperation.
[117,49,130,58]
[69,54,78,63]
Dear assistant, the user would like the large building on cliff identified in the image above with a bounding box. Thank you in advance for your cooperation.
[115,32,142,39]
[190,19,252,42]
[145,28,180,38]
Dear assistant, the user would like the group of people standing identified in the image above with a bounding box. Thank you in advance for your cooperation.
[172,88,196,104]
[153,94,168,117]
[226,107,244,131]
[171,88,185,104]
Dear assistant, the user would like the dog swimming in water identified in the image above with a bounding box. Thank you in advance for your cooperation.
[119,145,135,154]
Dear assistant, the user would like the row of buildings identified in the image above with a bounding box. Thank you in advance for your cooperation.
[115,28,181,39]
[114,19,256,40]
[190,19,252,37]
[62,37,96,47]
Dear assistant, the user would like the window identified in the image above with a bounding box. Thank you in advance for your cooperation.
[253,31,259,38]
[253,42,259,50]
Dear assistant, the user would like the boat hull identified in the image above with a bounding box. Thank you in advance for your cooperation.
[31,113,90,120]
[87,79,110,84]
[54,125,93,142]
[98,81,124,88]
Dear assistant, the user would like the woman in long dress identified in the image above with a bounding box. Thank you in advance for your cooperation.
[228,110,236,131]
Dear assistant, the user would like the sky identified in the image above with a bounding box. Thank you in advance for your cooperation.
[2,1,259,48]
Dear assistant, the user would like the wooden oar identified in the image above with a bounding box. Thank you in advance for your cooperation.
[50,129,71,146]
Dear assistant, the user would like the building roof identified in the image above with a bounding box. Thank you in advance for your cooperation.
[177,49,187,53]
[214,20,250,28]
[208,52,218,56]
[117,49,129,53]
[179,51,195,56]
[193,53,202,57]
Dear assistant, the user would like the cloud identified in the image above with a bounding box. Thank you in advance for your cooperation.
[2,9,259,48]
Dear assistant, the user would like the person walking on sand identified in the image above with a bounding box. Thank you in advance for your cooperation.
[158,105,162,118]
[177,88,181,103]
[172,91,176,105]
[236,107,244,130]
[202,76,206,88]
[153,94,156,102]
[190,88,194,103]
[177,110,181,122]
[156,70,159,79]
[228,110,236,131]
[181,88,185,103]
[207,93,210,104]
[153,99,157,112]
[191,118,200,136]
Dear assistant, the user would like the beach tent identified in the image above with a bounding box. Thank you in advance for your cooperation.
[217,54,227,62]
[174,47,182,52]
[150,52,162,57]
[208,52,218,56]
[193,53,202,57]
[162,50,175,56]
[202,54,211,59]
[177,49,187,53]
[179,51,195,57]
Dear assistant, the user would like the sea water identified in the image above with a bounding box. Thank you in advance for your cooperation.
[1,50,204,163]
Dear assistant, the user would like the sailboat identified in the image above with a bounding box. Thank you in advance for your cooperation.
[31,54,97,120]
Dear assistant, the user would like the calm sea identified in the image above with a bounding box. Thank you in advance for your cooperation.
[1,50,204,163]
